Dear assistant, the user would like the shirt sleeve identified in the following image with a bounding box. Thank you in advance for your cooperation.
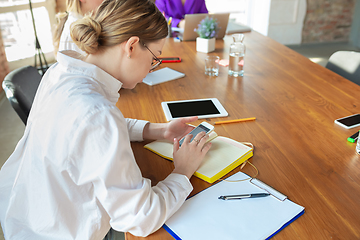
[69,106,192,237]
[171,17,182,29]
[198,0,208,13]
[155,0,182,28]
[155,0,166,13]
[125,118,149,142]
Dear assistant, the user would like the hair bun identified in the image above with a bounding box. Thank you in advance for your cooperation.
[70,0,168,54]
[70,16,102,54]
[84,16,102,36]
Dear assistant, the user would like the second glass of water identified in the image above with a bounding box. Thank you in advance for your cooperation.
[228,34,245,77]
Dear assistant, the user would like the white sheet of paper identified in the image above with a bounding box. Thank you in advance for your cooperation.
[142,67,185,86]
[165,171,304,240]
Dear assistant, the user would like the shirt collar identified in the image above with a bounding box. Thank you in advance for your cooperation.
[68,11,83,20]
[57,50,122,100]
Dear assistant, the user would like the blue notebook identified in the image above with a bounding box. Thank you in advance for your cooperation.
[163,171,304,240]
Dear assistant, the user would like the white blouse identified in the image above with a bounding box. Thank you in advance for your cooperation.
[0,51,192,239]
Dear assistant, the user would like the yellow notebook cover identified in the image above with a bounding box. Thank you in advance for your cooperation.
[144,133,253,183]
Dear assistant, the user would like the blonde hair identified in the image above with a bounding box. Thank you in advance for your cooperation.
[65,0,82,14]
[70,0,168,54]
[53,0,82,53]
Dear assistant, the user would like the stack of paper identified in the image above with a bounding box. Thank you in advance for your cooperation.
[142,67,185,86]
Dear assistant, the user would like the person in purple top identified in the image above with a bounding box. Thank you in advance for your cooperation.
[155,0,208,28]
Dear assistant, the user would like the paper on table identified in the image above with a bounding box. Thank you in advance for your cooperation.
[164,171,304,240]
[171,27,184,33]
[142,67,185,86]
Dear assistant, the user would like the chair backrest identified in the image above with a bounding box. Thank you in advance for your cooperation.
[2,65,42,124]
[325,51,360,85]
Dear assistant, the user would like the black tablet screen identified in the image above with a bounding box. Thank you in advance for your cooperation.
[167,100,220,118]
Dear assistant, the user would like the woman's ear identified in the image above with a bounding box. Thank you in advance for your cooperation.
[124,36,140,59]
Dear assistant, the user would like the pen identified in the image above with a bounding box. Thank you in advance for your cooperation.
[214,117,256,125]
[168,17,172,26]
[347,131,359,143]
[218,193,270,200]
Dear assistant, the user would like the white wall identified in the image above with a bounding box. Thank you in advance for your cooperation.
[268,0,307,45]
[206,0,307,45]
[205,0,248,24]
[246,0,271,36]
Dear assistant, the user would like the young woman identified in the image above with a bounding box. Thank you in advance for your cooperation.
[0,0,211,239]
[53,0,103,54]
[155,0,208,29]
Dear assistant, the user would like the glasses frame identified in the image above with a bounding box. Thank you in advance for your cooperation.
[142,42,162,71]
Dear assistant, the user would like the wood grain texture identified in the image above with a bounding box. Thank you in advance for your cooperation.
[117,31,360,240]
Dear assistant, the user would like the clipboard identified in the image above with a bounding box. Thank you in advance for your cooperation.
[163,171,305,240]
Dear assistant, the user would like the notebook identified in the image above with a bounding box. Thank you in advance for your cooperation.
[163,171,305,240]
[180,13,230,41]
[142,67,185,86]
[144,132,253,183]
[226,20,252,34]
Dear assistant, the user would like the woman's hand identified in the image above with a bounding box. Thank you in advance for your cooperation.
[163,116,198,142]
[142,117,197,141]
[178,19,185,29]
[172,131,212,179]
[142,117,212,178]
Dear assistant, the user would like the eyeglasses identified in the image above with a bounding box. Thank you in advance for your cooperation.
[142,43,162,71]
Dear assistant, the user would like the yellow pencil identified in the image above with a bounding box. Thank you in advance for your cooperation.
[214,117,256,125]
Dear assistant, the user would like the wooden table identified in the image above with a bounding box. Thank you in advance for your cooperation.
[117,31,360,240]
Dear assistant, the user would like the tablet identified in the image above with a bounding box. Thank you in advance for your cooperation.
[161,98,228,121]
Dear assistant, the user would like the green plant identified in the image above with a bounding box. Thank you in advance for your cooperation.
[194,16,219,39]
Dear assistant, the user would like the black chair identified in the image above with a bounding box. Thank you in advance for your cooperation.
[2,65,42,125]
[325,51,360,85]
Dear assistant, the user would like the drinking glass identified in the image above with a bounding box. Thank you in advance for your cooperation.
[228,34,245,77]
[205,56,220,76]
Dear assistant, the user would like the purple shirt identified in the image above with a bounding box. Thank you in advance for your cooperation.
[155,0,208,28]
